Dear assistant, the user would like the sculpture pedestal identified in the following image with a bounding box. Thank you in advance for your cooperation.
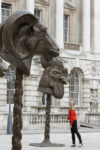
[29,140,65,147]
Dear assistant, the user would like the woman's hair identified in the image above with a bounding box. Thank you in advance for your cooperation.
[69,100,75,110]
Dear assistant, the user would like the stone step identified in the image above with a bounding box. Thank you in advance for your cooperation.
[80,122,94,128]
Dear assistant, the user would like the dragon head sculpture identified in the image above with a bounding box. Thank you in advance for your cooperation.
[38,56,68,99]
[0,11,59,75]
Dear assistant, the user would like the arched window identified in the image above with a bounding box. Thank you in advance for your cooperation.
[69,70,80,105]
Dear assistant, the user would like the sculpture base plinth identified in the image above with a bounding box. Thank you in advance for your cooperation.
[29,140,65,147]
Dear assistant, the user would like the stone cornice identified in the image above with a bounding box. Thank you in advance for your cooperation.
[64,1,76,11]
[35,0,49,6]
[2,0,17,3]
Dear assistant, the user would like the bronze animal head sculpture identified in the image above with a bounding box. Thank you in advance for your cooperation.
[0,11,59,75]
[38,56,68,99]
[0,59,9,77]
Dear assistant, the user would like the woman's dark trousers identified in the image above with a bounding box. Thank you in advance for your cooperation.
[71,120,82,144]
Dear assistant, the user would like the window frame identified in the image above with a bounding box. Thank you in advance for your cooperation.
[42,93,54,107]
[7,71,15,105]
[63,14,70,43]
[1,3,12,22]
[34,9,42,22]
[69,70,81,106]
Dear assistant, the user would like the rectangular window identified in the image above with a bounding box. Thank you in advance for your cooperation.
[7,71,15,104]
[69,70,80,106]
[34,9,41,22]
[42,93,54,107]
[2,3,11,22]
[63,15,69,43]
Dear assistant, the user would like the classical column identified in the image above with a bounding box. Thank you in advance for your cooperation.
[94,0,100,53]
[19,0,26,10]
[56,0,64,49]
[90,0,95,51]
[26,0,34,14]
[48,0,56,38]
[75,0,82,44]
[0,0,2,23]
[19,0,34,14]
[82,0,90,52]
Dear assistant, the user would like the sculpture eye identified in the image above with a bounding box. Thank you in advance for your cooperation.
[41,29,47,35]
[54,71,57,74]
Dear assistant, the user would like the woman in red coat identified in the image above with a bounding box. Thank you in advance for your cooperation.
[67,101,83,147]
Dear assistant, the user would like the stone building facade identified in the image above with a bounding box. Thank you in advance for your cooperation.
[0,0,100,129]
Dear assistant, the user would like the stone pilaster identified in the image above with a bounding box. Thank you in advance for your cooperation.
[0,78,7,111]
[48,0,56,38]
[56,0,64,49]
[19,0,26,10]
[75,0,82,44]
[23,76,39,112]
[19,0,34,14]
[82,0,90,52]
[94,0,100,53]
[26,0,34,14]
[0,0,2,23]
[90,0,95,51]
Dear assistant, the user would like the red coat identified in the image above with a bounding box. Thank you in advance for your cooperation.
[67,108,77,126]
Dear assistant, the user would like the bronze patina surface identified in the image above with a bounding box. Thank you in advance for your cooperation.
[30,57,68,147]
[0,11,59,75]
[38,56,68,99]
[0,11,60,150]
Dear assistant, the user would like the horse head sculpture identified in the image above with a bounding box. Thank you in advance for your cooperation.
[0,11,59,75]
[38,56,68,99]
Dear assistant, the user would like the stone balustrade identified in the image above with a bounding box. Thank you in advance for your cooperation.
[0,107,80,129]
[85,112,100,127]
[29,113,68,125]
[31,106,69,114]
[64,43,81,50]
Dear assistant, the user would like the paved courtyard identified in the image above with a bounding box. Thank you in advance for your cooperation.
[0,132,100,150]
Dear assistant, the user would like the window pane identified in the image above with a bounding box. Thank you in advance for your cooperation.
[70,86,74,92]
[7,71,15,104]
[64,21,68,28]
[69,70,80,105]
[74,99,78,105]
[2,3,11,22]
[70,77,74,85]
[70,93,74,99]
[74,93,78,99]
[74,85,79,92]
[42,94,54,106]
[34,9,41,22]
[37,10,40,17]
[75,78,79,85]
[63,15,69,42]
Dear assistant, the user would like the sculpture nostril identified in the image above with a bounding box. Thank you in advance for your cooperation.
[50,49,59,56]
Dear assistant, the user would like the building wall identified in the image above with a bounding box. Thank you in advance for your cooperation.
[0,0,100,129]
[2,0,19,12]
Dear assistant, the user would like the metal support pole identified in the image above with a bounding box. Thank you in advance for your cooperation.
[6,69,14,135]
[7,88,12,134]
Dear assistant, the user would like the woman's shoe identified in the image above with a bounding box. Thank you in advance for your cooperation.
[79,143,83,147]
[70,144,76,147]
